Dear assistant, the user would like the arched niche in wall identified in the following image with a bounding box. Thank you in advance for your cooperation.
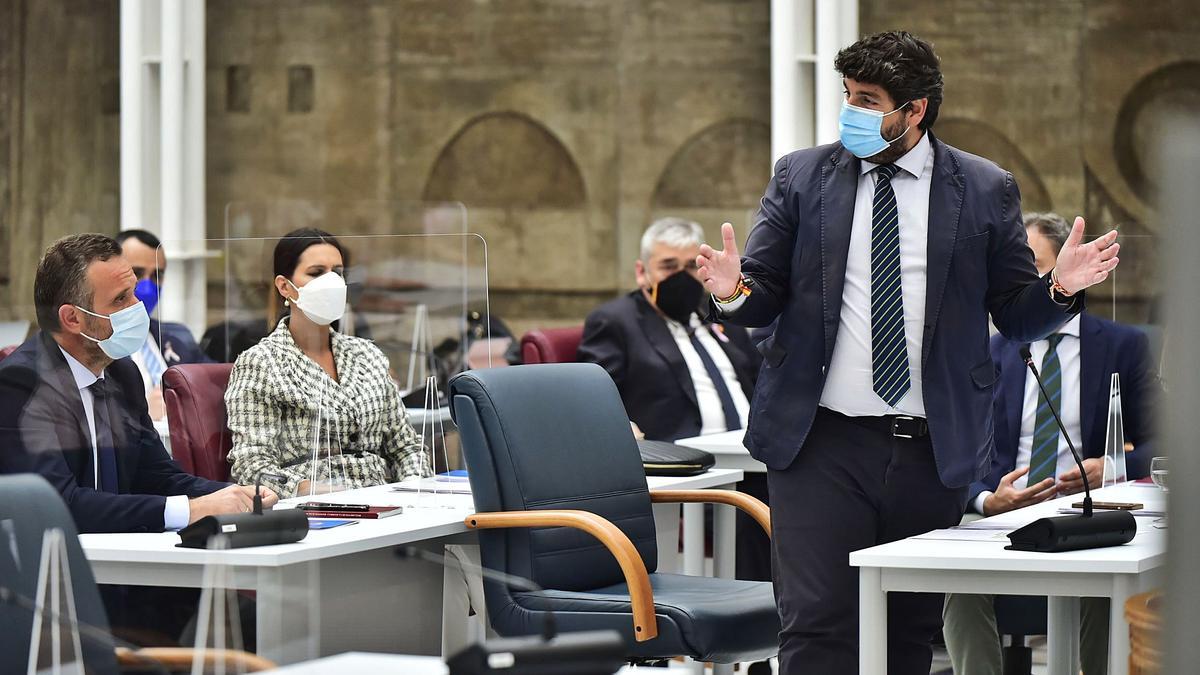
[423,111,592,295]
[424,111,586,208]
[1114,60,1200,205]
[934,118,1052,213]
[650,118,771,249]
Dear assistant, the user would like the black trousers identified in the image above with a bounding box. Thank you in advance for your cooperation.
[768,407,968,675]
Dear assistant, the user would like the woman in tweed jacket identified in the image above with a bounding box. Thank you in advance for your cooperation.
[225,228,431,498]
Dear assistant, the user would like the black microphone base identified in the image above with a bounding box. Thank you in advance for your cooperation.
[445,630,626,675]
[1005,510,1137,553]
[177,509,309,549]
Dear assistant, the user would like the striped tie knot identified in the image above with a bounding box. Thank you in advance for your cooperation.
[875,163,900,183]
[1046,333,1066,351]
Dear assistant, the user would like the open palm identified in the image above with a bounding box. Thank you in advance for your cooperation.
[1054,216,1120,294]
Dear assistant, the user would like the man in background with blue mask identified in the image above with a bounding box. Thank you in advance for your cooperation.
[695,31,1121,674]
[116,229,212,421]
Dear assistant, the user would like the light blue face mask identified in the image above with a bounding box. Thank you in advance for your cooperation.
[74,301,151,360]
[838,100,911,159]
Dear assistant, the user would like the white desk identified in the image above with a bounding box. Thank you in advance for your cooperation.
[674,430,765,474]
[265,651,697,673]
[80,470,745,665]
[850,483,1166,675]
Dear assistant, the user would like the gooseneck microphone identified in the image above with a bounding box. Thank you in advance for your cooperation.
[1004,345,1138,552]
[397,546,627,674]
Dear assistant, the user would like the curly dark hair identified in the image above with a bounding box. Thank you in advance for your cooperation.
[834,31,943,131]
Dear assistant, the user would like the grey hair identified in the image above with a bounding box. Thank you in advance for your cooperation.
[1023,212,1072,255]
[639,217,705,262]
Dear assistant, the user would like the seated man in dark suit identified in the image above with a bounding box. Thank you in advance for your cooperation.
[116,229,212,421]
[0,234,279,645]
[943,213,1159,675]
[578,217,769,585]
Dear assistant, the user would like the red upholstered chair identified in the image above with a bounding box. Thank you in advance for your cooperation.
[519,326,584,365]
[162,363,235,482]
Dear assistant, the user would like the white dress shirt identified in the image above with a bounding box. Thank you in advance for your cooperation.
[823,132,934,417]
[716,133,934,417]
[58,347,189,530]
[972,315,1082,513]
[665,314,751,435]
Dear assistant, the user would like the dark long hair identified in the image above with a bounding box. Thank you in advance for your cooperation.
[273,227,349,281]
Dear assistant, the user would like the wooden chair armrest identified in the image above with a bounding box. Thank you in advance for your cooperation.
[465,510,658,641]
[650,489,771,538]
[115,646,276,672]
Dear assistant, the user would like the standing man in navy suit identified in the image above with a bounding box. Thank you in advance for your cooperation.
[695,32,1122,674]
[943,212,1158,675]
[116,230,211,421]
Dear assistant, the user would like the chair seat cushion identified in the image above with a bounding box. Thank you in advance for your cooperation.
[510,573,779,663]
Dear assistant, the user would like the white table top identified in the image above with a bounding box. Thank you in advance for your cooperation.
[674,430,766,474]
[849,483,1167,575]
[79,469,744,568]
[264,651,695,673]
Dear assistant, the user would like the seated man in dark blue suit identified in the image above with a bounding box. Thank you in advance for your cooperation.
[0,234,279,645]
[0,234,276,533]
[943,212,1159,675]
[116,229,212,421]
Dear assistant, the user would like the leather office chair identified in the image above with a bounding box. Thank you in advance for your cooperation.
[449,363,779,663]
[162,363,235,481]
[0,474,273,672]
[519,326,583,365]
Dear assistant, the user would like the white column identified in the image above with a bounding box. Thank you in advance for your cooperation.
[120,0,207,336]
[771,0,859,161]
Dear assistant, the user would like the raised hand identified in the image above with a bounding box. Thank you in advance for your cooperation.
[1053,216,1119,294]
[696,222,743,299]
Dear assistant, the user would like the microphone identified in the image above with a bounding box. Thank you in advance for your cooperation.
[1005,345,1138,552]
[396,546,626,674]
[0,584,171,675]
[253,472,288,515]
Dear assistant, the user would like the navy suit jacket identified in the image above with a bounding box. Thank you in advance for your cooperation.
[578,291,761,442]
[723,135,1081,487]
[150,319,212,367]
[0,331,225,533]
[968,314,1159,508]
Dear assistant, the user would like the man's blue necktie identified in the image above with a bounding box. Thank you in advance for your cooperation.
[688,329,742,431]
[88,380,118,493]
[870,163,912,408]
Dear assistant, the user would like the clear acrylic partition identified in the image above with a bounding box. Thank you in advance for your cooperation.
[1087,233,1160,485]
[157,203,489,489]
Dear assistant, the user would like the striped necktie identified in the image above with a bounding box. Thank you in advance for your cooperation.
[139,336,166,386]
[1027,334,1067,484]
[870,163,911,408]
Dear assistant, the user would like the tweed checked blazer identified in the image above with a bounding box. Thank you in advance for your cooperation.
[225,318,431,497]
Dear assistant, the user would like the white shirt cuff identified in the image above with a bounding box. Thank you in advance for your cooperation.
[973,491,992,515]
[712,293,747,313]
[164,495,190,531]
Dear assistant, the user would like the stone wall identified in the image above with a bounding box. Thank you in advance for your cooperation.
[2,1,1197,335]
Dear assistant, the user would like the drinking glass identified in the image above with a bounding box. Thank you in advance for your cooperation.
[1151,456,1169,492]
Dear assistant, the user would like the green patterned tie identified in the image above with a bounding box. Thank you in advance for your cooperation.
[1027,334,1067,484]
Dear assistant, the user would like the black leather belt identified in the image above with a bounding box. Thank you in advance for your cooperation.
[822,408,930,439]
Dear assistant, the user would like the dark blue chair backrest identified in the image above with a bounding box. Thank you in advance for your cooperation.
[450,363,657,593]
[0,474,117,674]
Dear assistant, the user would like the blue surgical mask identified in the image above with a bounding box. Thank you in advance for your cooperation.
[134,278,159,316]
[74,302,151,360]
[838,101,911,159]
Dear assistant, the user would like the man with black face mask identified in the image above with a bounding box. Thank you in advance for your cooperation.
[578,218,770,608]
[580,217,760,441]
